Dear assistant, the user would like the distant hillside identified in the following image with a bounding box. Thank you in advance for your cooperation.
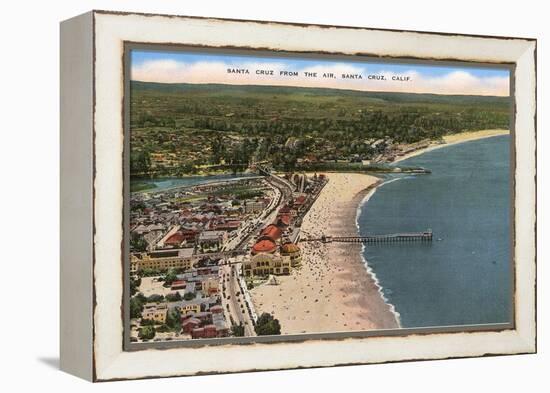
[129,79,510,177]
[130,80,510,106]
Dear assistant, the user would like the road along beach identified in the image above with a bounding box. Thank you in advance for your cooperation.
[250,172,399,335]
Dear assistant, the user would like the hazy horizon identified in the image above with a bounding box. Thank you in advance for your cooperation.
[131,49,511,97]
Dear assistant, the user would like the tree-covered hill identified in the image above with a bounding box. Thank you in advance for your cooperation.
[129,81,510,177]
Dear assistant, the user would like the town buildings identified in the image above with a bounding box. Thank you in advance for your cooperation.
[281,242,302,267]
[198,230,227,252]
[129,173,326,341]
[141,303,168,324]
[131,247,197,272]
[243,253,293,276]
[243,219,302,277]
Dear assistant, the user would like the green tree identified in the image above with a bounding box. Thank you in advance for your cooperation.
[138,268,161,277]
[183,292,196,301]
[254,313,281,336]
[130,150,151,175]
[162,269,178,286]
[210,136,226,164]
[147,294,164,303]
[135,292,147,303]
[130,276,142,296]
[156,324,171,333]
[130,232,148,252]
[165,308,182,331]
[138,325,156,341]
[165,292,182,302]
[130,296,145,319]
[232,323,245,337]
[140,318,156,326]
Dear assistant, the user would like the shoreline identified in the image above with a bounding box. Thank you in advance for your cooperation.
[353,128,511,328]
[355,178,404,326]
[249,129,510,335]
[250,173,400,334]
[393,129,509,163]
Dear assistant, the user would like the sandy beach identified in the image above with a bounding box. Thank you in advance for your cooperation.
[250,173,399,334]
[394,129,509,163]
[249,129,510,335]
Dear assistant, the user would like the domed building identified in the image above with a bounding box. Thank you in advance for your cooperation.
[243,217,301,277]
[276,214,291,228]
[260,224,282,241]
[280,242,301,267]
[243,253,291,277]
[251,238,277,256]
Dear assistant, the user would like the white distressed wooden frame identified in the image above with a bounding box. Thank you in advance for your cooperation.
[60,10,536,382]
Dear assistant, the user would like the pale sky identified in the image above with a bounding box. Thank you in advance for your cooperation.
[131,50,510,97]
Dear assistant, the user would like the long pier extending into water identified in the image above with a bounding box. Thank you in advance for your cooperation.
[301,229,433,244]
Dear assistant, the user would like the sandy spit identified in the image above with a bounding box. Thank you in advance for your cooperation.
[394,129,510,163]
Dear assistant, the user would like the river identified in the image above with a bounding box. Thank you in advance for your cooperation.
[132,173,259,193]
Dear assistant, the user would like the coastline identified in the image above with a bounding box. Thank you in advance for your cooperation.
[248,129,510,335]
[393,129,509,163]
[357,132,512,328]
[250,173,400,334]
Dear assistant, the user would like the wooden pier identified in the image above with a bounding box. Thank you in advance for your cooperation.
[302,229,433,244]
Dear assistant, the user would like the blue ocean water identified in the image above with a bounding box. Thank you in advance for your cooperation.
[358,135,512,328]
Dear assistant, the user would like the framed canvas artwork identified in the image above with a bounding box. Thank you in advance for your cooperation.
[60,10,537,381]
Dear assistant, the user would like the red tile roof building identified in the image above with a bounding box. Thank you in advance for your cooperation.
[260,224,282,241]
[251,239,277,255]
[164,232,185,246]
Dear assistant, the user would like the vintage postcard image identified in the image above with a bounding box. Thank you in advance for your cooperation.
[126,47,512,344]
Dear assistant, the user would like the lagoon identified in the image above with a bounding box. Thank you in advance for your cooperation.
[132,173,259,193]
